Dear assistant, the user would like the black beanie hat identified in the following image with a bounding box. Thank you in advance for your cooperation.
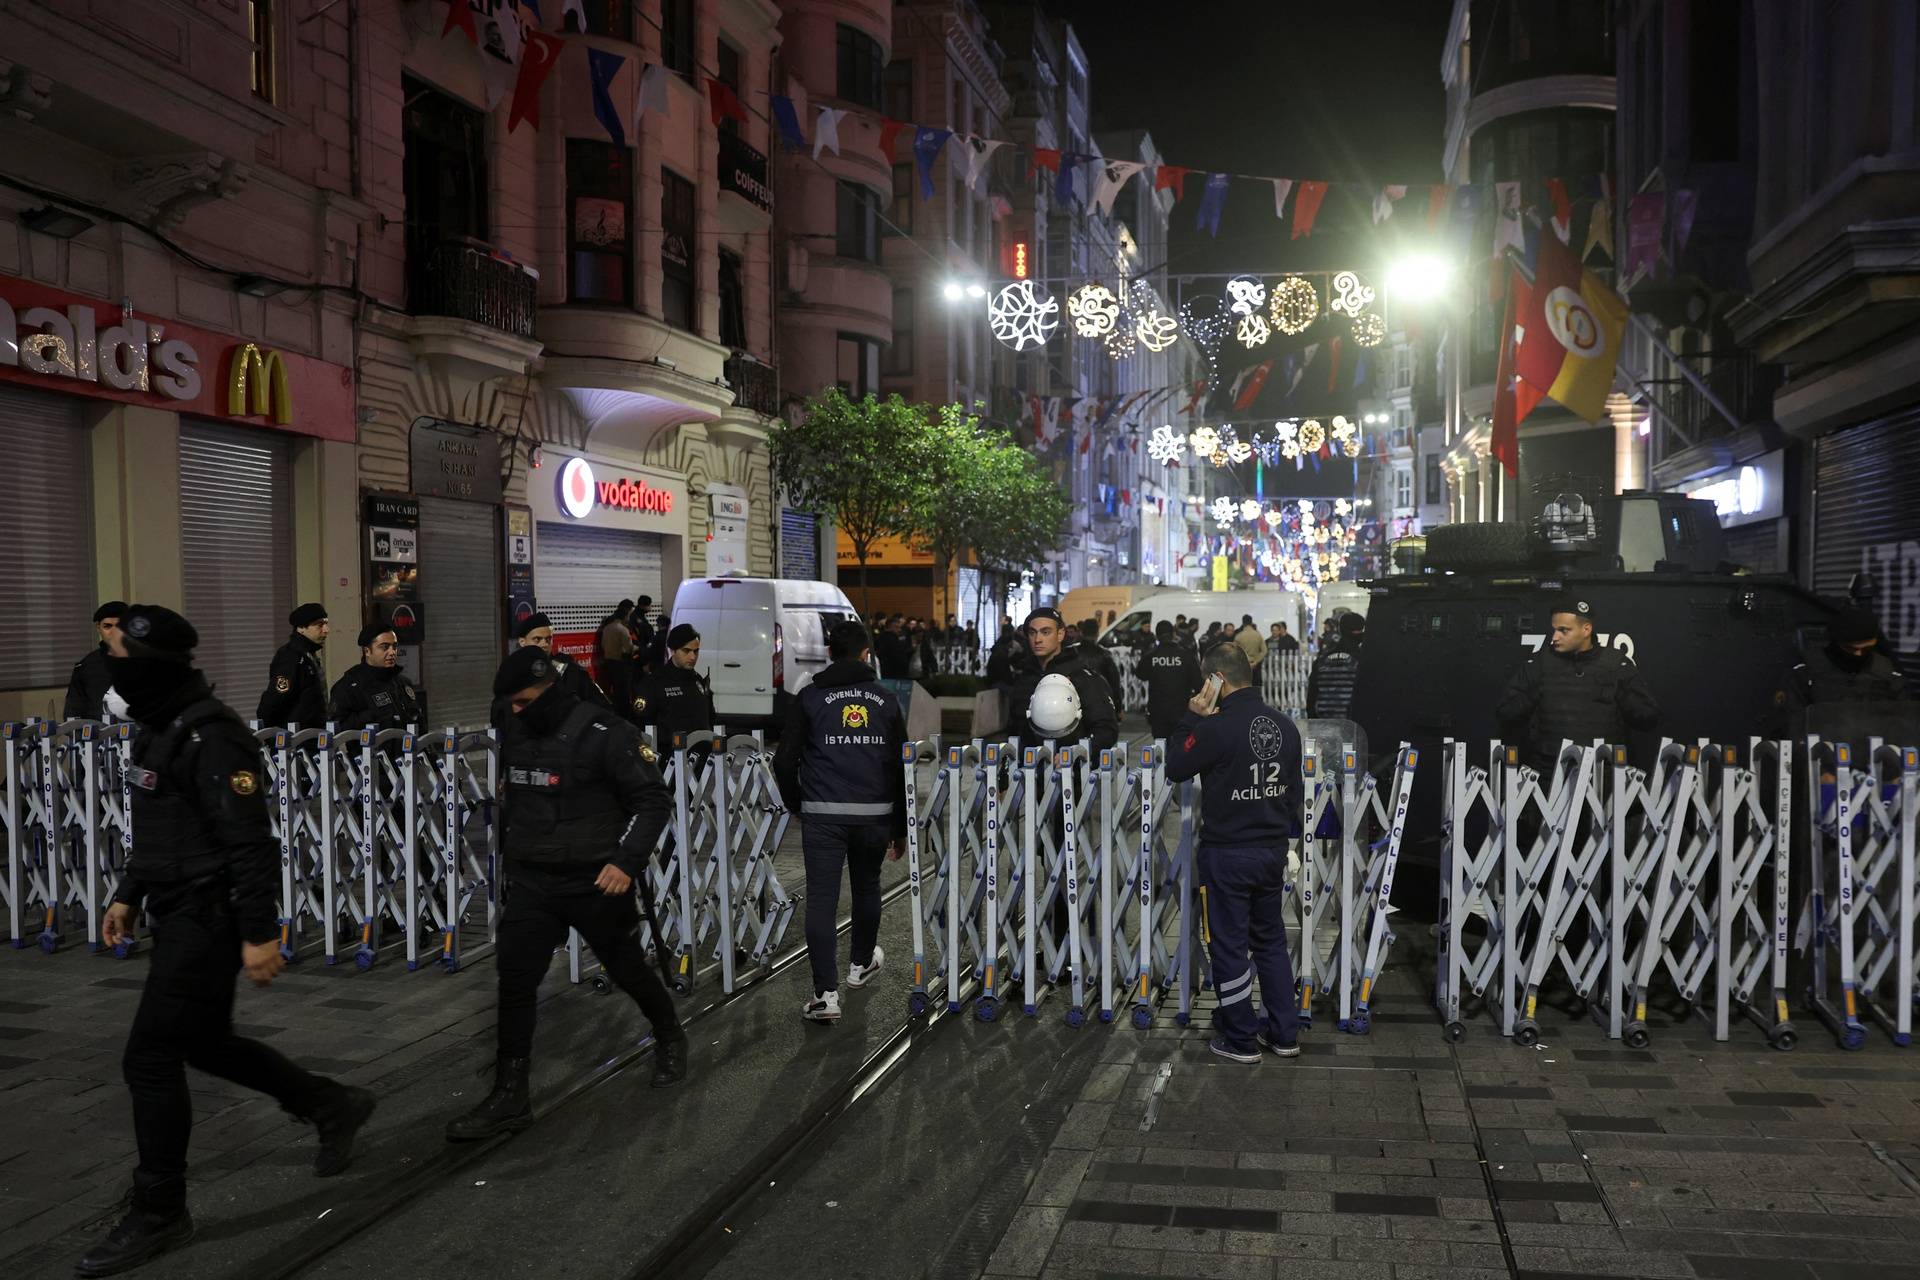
[289,602,328,629]
[357,621,396,648]
[94,600,129,624]
[120,605,198,662]
[1339,611,1368,637]
[514,610,554,640]
[493,647,556,696]
[1828,608,1878,646]
[666,623,699,650]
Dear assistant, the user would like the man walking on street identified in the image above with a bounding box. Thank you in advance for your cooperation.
[80,606,375,1277]
[774,622,909,1023]
[1164,643,1304,1064]
[256,603,330,728]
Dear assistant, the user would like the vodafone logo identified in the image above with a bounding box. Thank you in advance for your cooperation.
[559,456,595,519]
[1545,285,1605,358]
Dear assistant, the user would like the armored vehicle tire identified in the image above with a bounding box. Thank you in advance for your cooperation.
[1424,521,1530,569]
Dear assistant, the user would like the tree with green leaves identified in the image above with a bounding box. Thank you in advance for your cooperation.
[767,390,934,615]
[961,438,1071,632]
[901,402,998,622]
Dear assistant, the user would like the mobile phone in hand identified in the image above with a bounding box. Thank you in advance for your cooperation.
[1202,673,1224,706]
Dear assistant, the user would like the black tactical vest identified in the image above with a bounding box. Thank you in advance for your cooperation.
[504,701,630,864]
[124,699,250,883]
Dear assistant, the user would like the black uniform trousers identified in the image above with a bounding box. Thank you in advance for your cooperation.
[495,862,682,1058]
[801,822,887,995]
[125,895,330,1204]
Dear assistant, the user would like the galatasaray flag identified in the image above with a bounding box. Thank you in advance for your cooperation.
[1514,231,1628,422]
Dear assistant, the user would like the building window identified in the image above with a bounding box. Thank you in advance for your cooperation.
[884,289,914,375]
[406,77,490,289]
[718,248,746,349]
[565,139,631,304]
[1425,453,1444,505]
[1473,0,1613,89]
[1395,468,1414,512]
[248,0,276,102]
[883,59,913,121]
[661,168,696,329]
[836,180,879,262]
[661,0,694,75]
[717,40,743,138]
[889,164,914,234]
[571,0,631,38]
[1472,108,1614,185]
[1392,344,1414,390]
[837,24,884,109]
[837,333,880,397]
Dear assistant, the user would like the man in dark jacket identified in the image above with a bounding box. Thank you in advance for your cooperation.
[1496,599,1660,768]
[256,603,330,728]
[64,600,126,720]
[639,623,716,748]
[1007,608,1119,752]
[1268,622,1300,653]
[448,648,687,1143]
[1078,617,1125,712]
[774,621,909,1022]
[490,612,609,726]
[327,623,427,732]
[1139,620,1202,740]
[1305,612,1368,721]
[81,606,374,1277]
[1164,642,1304,1063]
[1780,607,1914,755]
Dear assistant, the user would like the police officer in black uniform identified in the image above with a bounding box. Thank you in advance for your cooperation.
[447,648,688,1141]
[327,623,428,732]
[256,602,330,728]
[773,621,909,1022]
[64,600,126,720]
[492,611,609,722]
[1496,598,1661,768]
[1305,611,1367,720]
[1007,607,1119,752]
[1139,619,1202,740]
[638,623,716,748]
[80,606,375,1277]
[1164,642,1305,1064]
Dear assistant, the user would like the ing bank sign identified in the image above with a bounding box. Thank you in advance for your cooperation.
[0,274,354,441]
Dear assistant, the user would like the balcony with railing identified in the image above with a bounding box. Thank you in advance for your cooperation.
[408,237,538,339]
[724,354,780,419]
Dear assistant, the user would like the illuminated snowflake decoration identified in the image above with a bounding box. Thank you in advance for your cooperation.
[1179,297,1230,369]
[1226,438,1252,464]
[1298,499,1315,515]
[1269,276,1319,335]
[1146,425,1186,464]
[1188,426,1221,456]
[1239,499,1263,523]
[1334,498,1352,517]
[1343,437,1362,458]
[1350,310,1387,348]
[1329,269,1375,316]
[1066,282,1120,338]
[1329,415,1355,443]
[1225,275,1267,316]
[1236,314,1271,348]
[1273,419,1301,459]
[1263,508,1285,529]
[1211,496,1237,526]
[1135,307,1180,352]
[988,281,1060,350]
[1210,449,1229,466]
[1298,418,1327,452]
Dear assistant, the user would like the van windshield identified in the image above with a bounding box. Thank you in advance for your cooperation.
[1104,610,1152,646]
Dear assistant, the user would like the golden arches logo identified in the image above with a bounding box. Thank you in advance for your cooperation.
[227,343,293,424]
[1543,285,1605,359]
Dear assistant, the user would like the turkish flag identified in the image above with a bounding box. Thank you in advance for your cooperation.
[1490,268,1542,478]
[507,30,565,134]
[1229,358,1274,411]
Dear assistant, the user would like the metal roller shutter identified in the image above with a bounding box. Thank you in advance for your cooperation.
[180,421,292,711]
[534,522,664,635]
[0,387,94,692]
[418,498,501,732]
[1813,408,1920,653]
[780,508,819,580]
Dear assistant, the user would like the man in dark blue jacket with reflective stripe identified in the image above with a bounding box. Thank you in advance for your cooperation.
[774,621,910,1023]
[1164,642,1304,1063]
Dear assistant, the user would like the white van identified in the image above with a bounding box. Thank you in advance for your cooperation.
[1096,589,1307,652]
[669,577,859,727]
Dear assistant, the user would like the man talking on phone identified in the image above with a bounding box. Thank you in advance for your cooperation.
[1163,643,1305,1063]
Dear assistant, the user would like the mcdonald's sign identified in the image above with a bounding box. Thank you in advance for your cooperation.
[226,343,293,424]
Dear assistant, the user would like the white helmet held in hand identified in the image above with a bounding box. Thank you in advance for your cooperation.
[1028,673,1082,739]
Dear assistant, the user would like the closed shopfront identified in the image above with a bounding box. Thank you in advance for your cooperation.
[0,385,94,696]
[417,497,502,730]
[780,508,819,580]
[535,523,665,642]
[1813,409,1920,653]
[180,421,294,709]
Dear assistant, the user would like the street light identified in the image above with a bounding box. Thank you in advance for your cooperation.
[1386,255,1454,303]
[942,281,965,302]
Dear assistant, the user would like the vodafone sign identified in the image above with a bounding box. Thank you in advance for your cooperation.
[559,456,596,518]
[537,451,687,535]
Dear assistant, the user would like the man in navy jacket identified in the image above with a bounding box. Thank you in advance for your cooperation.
[1164,643,1304,1063]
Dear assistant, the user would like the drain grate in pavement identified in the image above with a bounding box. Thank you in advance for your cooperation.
[1331,1191,1441,1217]
[1561,1114,1664,1133]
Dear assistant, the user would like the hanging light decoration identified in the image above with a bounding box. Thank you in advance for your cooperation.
[1269,275,1319,335]
[1146,424,1186,464]
[1298,418,1327,452]
[1065,282,1120,338]
[1329,269,1376,317]
[1350,310,1387,347]
[1188,425,1221,456]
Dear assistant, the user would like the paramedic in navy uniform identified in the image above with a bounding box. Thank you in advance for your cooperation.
[1163,642,1305,1063]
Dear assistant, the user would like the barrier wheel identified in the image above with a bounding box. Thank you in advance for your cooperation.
[1623,1023,1650,1050]
[908,991,930,1017]
[1336,1018,1350,1032]
[1131,1007,1152,1030]
[975,998,997,1023]
[112,941,134,959]
[591,974,612,994]
[1443,1021,1466,1043]
[671,974,694,998]
[443,959,461,975]
[1098,1009,1114,1024]
[1840,1027,1866,1052]
[1065,1006,1086,1029]
[1513,1020,1540,1048]
[354,950,375,972]
[1174,1012,1190,1027]
[1349,1015,1371,1036]
[1768,1025,1797,1053]
[38,934,57,955]
[406,960,420,972]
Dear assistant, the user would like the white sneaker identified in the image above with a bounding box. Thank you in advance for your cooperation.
[847,946,884,989]
[802,990,841,1022]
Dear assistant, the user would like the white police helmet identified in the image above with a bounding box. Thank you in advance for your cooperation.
[1028,673,1082,738]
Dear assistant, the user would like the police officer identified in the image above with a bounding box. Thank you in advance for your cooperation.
[1163,642,1304,1064]
[773,621,908,1023]
[1305,611,1367,720]
[1008,608,1118,752]
[327,623,427,732]
[639,623,716,748]
[1496,598,1660,768]
[256,603,330,728]
[1780,607,1914,758]
[1077,616,1125,711]
[447,648,688,1142]
[64,600,126,720]
[1139,620,1202,740]
[495,612,608,719]
[80,606,375,1277]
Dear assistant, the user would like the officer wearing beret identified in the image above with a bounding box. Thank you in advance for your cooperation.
[490,612,610,724]
[326,623,428,733]
[447,647,688,1142]
[79,606,376,1277]
[637,623,716,748]
[64,600,127,721]
[1496,598,1660,769]
[256,603,330,728]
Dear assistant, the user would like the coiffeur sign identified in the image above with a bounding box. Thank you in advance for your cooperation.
[0,274,354,441]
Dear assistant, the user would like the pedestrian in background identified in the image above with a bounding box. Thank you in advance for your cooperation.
[1268,621,1300,654]
[1233,613,1268,669]
[1140,620,1202,740]
[257,603,330,728]
[491,612,608,726]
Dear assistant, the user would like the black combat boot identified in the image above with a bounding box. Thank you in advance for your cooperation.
[444,1056,533,1141]
[309,1083,378,1177]
[651,1031,689,1088]
[75,1177,194,1277]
